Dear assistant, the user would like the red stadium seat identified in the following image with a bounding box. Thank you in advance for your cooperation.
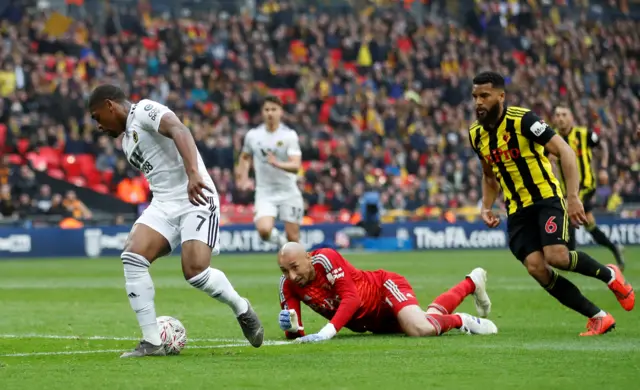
[74,154,101,185]
[90,183,109,194]
[27,152,48,171]
[61,155,83,177]
[48,168,65,180]
[7,154,23,165]
[75,154,96,167]
[68,176,87,187]
[84,169,103,186]
[310,204,329,213]
[39,147,62,169]
[101,170,114,185]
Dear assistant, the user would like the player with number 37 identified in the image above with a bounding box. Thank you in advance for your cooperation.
[235,96,304,249]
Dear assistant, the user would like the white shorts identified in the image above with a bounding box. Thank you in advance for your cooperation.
[254,194,304,224]
[135,195,220,254]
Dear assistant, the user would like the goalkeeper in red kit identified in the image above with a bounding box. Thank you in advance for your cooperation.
[277,243,498,343]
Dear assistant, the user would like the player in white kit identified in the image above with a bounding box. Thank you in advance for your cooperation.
[236,96,303,247]
[88,85,264,357]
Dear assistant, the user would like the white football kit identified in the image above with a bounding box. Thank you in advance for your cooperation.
[123,99,220,253]
[242,123,304,224]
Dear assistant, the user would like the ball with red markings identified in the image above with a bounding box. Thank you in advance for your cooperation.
[157,316,187,355]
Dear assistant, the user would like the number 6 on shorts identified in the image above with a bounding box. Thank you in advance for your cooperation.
[545,216,557,234]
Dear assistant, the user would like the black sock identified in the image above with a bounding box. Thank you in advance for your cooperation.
[568,251,613,284]
[567,225,577,251]
[542,269,601,318]
[587,225,619,256]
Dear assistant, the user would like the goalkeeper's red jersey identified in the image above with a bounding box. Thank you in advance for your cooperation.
[279,248,416,339]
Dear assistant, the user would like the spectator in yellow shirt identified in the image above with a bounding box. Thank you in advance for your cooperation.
[0,61,16,97]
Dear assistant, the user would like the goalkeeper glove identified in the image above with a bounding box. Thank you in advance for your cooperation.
[278,309,302,332]
[295,333,329,343]
[294,323,337,343]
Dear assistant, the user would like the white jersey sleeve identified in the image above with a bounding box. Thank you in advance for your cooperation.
[135,100,174,133]
[286,131,302,157]
[241,130,255,156]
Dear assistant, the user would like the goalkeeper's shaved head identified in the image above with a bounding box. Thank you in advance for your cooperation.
[279,242,306,260]
[278,242,315,287]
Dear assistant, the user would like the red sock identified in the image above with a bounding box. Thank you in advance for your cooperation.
[427,278,475,314]
[426,314,463,335]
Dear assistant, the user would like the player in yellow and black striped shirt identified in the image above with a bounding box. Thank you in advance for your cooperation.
[553,105,625,270]
[469,72,634,336]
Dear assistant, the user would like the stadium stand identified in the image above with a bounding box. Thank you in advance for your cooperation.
[0,0,639,227]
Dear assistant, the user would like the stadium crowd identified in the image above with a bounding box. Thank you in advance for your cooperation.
[0,0,639,225]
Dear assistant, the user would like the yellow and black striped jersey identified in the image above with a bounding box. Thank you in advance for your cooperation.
[469,106,563,215]
[557,126,599,195]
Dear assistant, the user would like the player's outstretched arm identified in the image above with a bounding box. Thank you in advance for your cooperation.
[236,152,252,177]
[236,132,253,189]
[157,113,212,206]
[480,160,501,228]
[296,250,362,344]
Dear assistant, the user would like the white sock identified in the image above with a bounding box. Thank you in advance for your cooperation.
[606,267,616,284]
[265,227,287,247]
[188,268,249,316]
[592,310,607,318]
[122,252,161,346]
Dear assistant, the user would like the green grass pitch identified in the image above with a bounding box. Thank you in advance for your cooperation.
[0,248,639,389]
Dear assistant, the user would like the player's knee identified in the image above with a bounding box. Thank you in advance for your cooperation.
[123,225,170,261]
[255,220,273,240]
[398,306,438,337]
[180,240,212,280]
[524,254,548,280]
[256,227,272,241]
[543,245,570,269]
[404,321,437,337]
[182,262,208,280]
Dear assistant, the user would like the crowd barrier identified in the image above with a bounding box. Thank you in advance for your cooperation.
[1,217,639,258]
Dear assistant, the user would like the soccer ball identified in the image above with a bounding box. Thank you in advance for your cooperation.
[157,316,187,355]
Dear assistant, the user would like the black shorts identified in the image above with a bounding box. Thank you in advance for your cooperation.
[507,197,570,262]
[580,189,596,214]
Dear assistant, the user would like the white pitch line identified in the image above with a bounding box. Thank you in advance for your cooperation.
[0,334,246,343]
[0,341,291,357]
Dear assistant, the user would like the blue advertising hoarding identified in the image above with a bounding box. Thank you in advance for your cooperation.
[1,217,639,259]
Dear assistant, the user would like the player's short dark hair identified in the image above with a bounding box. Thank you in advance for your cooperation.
[262,95,283,108]
[555,102,572,111]
[88,84,126,109]
[472,71,506,89]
